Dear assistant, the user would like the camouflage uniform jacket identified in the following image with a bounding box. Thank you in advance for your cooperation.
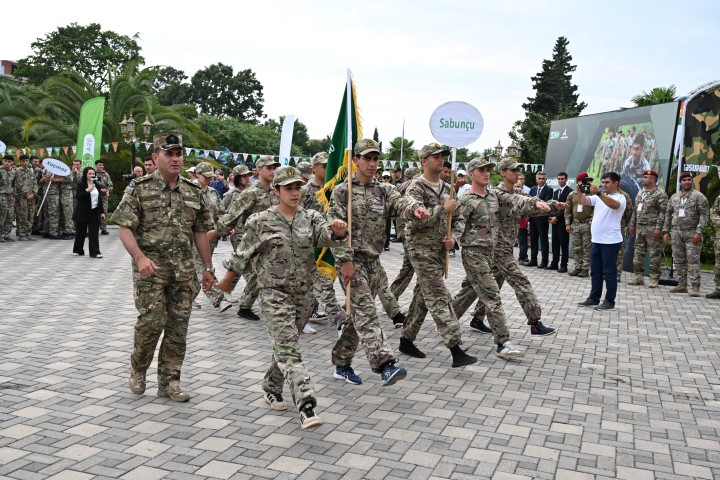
[227,206,348,291]
[40,169,61,195]
[629,188,668,229]
[60,170,79,194]
[202,186,225,229]
[328,175,418,263]
[710,197,720,239]
[0,168,15,194]
[393,180,413,241]
[94,170,113,194]
[222,188,245,236]
[111,171,213,282]
[404,176,457,249]
[14,167,37,196]
[216,181,278,237]
[620,190,633,229]
[662,190,709,235]
[300,178,324,213]
[564,191,594,224]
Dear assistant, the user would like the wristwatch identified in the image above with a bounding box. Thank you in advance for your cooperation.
[204,267,215,274]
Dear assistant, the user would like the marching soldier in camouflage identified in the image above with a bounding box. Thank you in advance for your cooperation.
[566,172,595,276]
[616,188,634,282]
[663,172,709,297]
[328,139,421,385]
[216,165,349,429]
[707,196,720,299]
[223,164,253,251]
[399,143,477,367]
[58,160,80,239]
[452,157,561,338]
[389,167,419,300]
[627,169,668,288]
[191,162,231,312]
[210,155,280,321]
[94,159,113,235]
[13,155,38,241]
[0,155,16,241]
[40,166,65,239]
[31,157,44,235]
[113,133,215,403]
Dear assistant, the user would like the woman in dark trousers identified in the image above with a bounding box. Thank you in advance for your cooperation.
[72,166,105,258]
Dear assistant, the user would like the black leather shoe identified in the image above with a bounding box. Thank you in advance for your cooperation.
[594,301,615,311]
[525,261,538,267]
[557,267,568,273]
[538,263,548,269]
[578,298,600,307]
[548,264,559,270]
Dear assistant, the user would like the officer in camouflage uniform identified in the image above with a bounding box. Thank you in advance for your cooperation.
[707,196,720,299]
[94,159,113,235]
[616,188,634,281]
[389,167,419,300]
[31,157,44,235]
[0,155,16,241]
[210,155,280,321]
[58,160,80,239]
[113,133,215,402]
[663,172,709,297]
[399,143,476,367]
[14,155,38,241]
[191,162,231,312]
[452,157,560,337]
[627,169,668,288]
[216,165,349,429]
[566,173,595,277]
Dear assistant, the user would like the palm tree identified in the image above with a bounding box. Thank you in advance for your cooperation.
[631,86,677,107]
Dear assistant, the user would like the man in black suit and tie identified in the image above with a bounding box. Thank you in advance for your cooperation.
[549,172,571,272]
[527,171,553,268]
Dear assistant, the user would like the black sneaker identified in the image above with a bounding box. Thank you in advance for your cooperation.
[310,310,328,322]
[530,321,556,336]
[299,404,323,429]
[399,337,426,358]
[469,317,492,334]
[391,312,406,329]
[578,298,600,307]
[101,229,109,235]
[237,307,260,321]
[705,291,720,299]
[594,301,614,311]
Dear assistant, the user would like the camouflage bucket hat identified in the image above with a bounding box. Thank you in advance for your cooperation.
[497,158,520,171]
[194,162,215,178]
[419,142,451,159]
[467,157,496,173]
[153,132,183,150]
[256,155,281,168]
[273,165,304,187]
[296,161,313,180]
[354,138,381,156]
[311,152,328,165]
[232,164,251,176]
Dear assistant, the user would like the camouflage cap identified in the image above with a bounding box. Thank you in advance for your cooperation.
[403,167,418,179]
[273,165,304,187]
[232,164,251,176]
[354,138,381,156]
[419,142,451,159]
[194,162,215,178]
[497,158,520,171]
[311,152,328,165]
[256,155,281,168]
[297,161,313,180]
[153,132,183,150]
[467,157,496,173]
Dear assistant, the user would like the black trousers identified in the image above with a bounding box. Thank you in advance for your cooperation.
[551,220,570,267]
[73,210,101,256]
[529,219,549,265]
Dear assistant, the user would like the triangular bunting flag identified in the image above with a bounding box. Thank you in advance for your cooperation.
[103,143,110,152]
[144,142,151,150]
[62,146,69,155]
[252,154,259,161]
[185,148,191,156]
[194,149,200,156]
[243,154,248,161]
[45,147,52,156]
[214,150,221,159]
[71,146,77,154]
[112,142,119,152]
[203,150,210,157]
[38,148,45,156]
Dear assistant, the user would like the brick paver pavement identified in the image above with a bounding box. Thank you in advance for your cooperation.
[1,228,718,479]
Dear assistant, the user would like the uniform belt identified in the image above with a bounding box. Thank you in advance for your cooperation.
[572,218,591,224]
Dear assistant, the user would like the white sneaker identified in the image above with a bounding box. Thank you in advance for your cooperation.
[303,323,317,334]
[218,300,233,313]
[495,341,524,359]
[223,292,239,304]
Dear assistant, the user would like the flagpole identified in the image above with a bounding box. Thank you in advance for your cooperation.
[345,69,353,315]
[444,147,457,278]
[399,118,405,169]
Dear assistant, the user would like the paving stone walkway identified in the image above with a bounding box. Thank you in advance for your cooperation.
[1,229,718,479]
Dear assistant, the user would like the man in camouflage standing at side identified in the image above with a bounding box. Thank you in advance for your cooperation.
[113,133,215,402]
[663,172,709,297]
[94,159,113,235]
[616,188,634,282]
[389,167,419,301]
[627,169,668,288]
[58,159,80,239]
[706,196,720,300]
[566,173,594,277]
[31,156,44,235]
[0,155,16,242]
[14,155,38,241]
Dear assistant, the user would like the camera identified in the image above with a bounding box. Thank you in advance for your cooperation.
[122,173,135,181]
[90,176,98,183]
[579,183,591,195]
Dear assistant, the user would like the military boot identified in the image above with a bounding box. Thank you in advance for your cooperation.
[669,284,687,294]
[158,382,190,402]
[128,370,146,394]
[705,290,720,299]
[568,268,581,276]
[689,286,700,297]
[627,274,644,286]
[648,277,659,288]
[577,270,589,278]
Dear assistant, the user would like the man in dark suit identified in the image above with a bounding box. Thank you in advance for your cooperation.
[527,171,553,267]
[549,171,572,272]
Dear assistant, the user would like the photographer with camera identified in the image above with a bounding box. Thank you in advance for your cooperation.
[576,172,626,311]
[94,160,113,235]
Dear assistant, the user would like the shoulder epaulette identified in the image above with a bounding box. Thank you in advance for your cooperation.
[180,177,202,189]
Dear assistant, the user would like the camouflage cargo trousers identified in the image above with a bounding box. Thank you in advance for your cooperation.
[672,229,702,288]
[259,288,316,411]
[43,193,61,236]
[633,224,663,279]
[714,238,720,291]
[239,269,260,309]
[453,251,541,326]
[377,281,401,319]
[15,196,34,236]
[0,194,14,237]
[389,242,415,298]
[312,269,347,326]
[572,222,592,271]
[131,273,194,386]
[100,195,109,230]
[402,246,462,348]
[334,257,396,373]
[60,191,75,235]
[617,229,627,275]
[193,241,225,307]
[32,197,43,233]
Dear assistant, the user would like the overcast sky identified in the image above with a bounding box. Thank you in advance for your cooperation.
[4,0,718,156]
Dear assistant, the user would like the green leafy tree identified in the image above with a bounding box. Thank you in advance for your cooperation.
[189,63,264,122]
[153,66,192,106]
[631,85,677,107]
[196,115,280,158]
[384,136,417,162]
[14,23,144,93]
[307,135,332,155]
[265,116,311,155]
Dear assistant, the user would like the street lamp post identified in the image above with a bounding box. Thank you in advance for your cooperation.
[119,114,153,174]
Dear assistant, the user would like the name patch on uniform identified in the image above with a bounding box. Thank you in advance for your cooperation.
[124,186,135,194]
[296,227,312,236]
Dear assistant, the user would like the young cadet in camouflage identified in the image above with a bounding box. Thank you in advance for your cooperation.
[210,155,280,321]
[616,189,634,281]
[191,162,231,312]
[296,161,313,183]
[566,173,595,276]
[707,196,720,299]
[113,133,215,403]
[452,157,561,337]
[627,169,668,288]
[328,139,422,385]
[216,165,349,429]
[13,155,38,241]
[40,166,64,239]
[94,159,113,234]
[389,167,419,300]
[0,155,16,241]
[399,143,477,368]
[58,160,80,238]
[662,172,710,297]
[222,164,253,250]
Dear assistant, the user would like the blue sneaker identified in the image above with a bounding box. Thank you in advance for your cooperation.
[380,362,407,387]
[333,365,362,385]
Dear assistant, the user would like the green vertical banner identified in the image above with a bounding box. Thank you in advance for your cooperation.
[76,97,106,168]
